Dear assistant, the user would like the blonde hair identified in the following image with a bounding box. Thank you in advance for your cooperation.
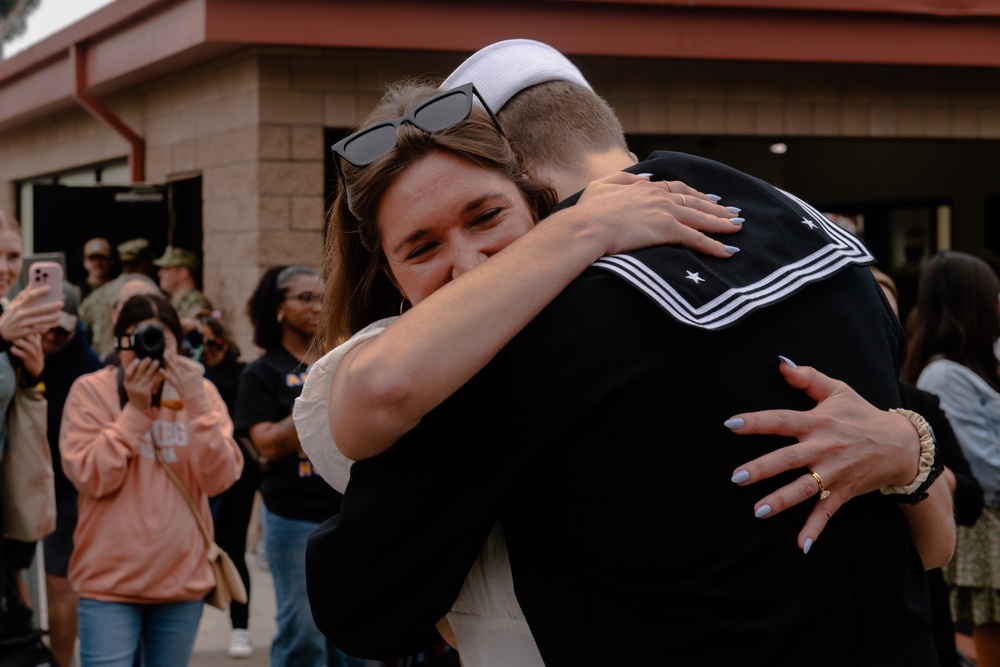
[0,208,22,234]
[498,80,629,181]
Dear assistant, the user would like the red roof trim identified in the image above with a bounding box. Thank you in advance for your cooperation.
[2,0,999,132]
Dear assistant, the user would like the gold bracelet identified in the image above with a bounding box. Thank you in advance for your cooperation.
[880,408,939,502]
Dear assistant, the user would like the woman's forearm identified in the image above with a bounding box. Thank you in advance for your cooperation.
[330,203,626,460]
[249,416,301,463]
[898,477,955,570]
[61,398,152,498]
[187,386,244,496]
[331,176,740,461]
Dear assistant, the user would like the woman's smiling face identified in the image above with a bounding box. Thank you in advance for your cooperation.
[376,150,536,306]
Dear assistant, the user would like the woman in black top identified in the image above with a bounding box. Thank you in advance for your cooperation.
[233,266,359,667]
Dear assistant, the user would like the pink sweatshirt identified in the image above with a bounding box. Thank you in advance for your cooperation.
[60,366,243,603]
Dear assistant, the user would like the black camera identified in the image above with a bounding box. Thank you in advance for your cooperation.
[116,323,165,361]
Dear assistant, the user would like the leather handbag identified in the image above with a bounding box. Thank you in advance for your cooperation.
[151,437,247,611]
[1,370,56,542]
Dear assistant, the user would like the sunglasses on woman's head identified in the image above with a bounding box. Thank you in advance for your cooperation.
[331,83,504,172]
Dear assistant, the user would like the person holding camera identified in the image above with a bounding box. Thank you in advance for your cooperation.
[59,293,243,667]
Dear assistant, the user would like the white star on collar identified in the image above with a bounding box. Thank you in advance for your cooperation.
[685,271,705,284]
[801,217,817,230]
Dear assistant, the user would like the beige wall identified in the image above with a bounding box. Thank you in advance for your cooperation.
[1,47,998,356]
[582,59,1000,140]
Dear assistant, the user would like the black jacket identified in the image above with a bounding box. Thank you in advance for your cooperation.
[307,152,937,666]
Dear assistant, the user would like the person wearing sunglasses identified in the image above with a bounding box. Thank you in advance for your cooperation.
[193,313,260,658]
[300,49,950,666]
[232,266,365,667]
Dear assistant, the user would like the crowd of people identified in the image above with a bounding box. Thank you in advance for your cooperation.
[0,224,455,665]
[0,35,997,667]
[0,229,366,665]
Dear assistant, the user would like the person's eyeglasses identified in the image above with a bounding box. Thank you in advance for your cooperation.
[331,83,503,173]
[284,292,320,305]
[203,337,225,351]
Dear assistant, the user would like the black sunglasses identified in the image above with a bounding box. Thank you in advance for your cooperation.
[284,291,321,305]
[203,336,226,350]
[331,83,503,172]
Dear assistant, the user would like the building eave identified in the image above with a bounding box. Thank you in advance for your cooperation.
[2,0,999,133]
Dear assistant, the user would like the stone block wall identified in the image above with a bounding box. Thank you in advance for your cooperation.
[2,46,999,357]
[578,58,1000,141]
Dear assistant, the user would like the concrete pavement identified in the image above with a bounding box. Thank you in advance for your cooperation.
[190,549,276,667]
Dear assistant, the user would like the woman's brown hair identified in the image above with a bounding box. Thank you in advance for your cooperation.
[113,293,184,356]
[319,79,557,350]
[901,250,1000,392]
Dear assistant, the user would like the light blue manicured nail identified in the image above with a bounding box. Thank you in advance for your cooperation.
[755,504,772,519]
[731,470,750,484]
[803,538,813,554]
[636,172,653,178]
[724,417,744,429]
[730,217,744,226]
[724,246,740,255]
[707,194,722,202]
[727,206,742,214]
[778,355,798,369]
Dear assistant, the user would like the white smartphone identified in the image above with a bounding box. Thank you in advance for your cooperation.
[28,261,64,307]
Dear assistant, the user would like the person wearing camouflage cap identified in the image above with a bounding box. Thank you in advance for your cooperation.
[116,238,151,264]
[154,246,213,330]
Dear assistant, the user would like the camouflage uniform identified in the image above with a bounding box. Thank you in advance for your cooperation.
[79,273,159,359]
[153,246,211,322]
[173,288,213,321]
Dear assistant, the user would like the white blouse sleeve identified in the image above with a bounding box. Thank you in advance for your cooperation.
[294,317,394,493]
[296,317,545,666]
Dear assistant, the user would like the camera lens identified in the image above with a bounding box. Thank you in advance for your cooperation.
[133,323,165,361]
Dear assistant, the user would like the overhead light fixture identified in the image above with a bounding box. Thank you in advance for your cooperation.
[769,142,787,155]
[115,188,164,203]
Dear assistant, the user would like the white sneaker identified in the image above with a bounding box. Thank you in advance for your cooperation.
[228,629,254,659]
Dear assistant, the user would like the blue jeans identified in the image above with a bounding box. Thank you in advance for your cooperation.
[77,598,202,667]
[262,507,367,667]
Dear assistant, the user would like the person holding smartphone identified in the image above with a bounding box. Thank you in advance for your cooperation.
[0,208,63,627]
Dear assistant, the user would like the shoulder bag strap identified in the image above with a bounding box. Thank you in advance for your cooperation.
[150,432,212,551]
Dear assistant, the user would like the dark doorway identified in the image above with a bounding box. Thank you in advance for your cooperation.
[625,135,999,262]
[30,177,203,289]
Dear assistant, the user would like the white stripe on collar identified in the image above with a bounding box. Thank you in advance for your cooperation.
[592,188,875,331]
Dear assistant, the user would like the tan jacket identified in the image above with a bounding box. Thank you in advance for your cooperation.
[60,366,242,603]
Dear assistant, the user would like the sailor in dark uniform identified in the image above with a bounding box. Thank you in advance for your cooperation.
[307,42,945,667]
